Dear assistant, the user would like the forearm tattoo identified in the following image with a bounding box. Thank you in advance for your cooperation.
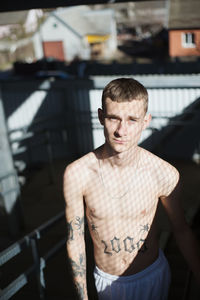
[69,254,86,277]
[69,254,86,299]
[75,282,85,299]
[66,216,86,299]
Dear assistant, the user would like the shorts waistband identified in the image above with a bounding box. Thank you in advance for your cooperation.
[94,249,165,283]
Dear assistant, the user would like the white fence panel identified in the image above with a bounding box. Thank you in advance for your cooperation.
[89,87,200,149]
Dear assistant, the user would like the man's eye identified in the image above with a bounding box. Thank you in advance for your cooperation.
[108,117,117,121]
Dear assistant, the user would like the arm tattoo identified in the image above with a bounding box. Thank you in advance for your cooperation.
[75,282,85,299]
[69,254,86,277]
[67,216,84,242]
[67,221,74,242]
[137,239,148,253]
[75,216,84,236]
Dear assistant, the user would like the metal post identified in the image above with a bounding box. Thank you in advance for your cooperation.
[45,130,55,184]
[30,237,45,300]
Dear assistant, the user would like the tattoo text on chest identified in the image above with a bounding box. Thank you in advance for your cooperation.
[101,224,150,255]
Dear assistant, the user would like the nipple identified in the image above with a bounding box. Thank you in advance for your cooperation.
[140,209,146,216]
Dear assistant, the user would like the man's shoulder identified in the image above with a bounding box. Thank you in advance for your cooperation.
[140,147,179,174]
[140,147,179,196]
[64,151,97,180]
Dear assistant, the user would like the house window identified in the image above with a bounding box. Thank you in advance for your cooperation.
[182,32,195,48]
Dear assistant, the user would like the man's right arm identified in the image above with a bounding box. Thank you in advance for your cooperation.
[63,163,88,300]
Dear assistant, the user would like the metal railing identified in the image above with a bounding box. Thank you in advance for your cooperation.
[0,211,65,300]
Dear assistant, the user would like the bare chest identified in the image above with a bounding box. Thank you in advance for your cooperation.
[84,169,159,221]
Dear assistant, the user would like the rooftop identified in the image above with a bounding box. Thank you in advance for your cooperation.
[168,0,200,29]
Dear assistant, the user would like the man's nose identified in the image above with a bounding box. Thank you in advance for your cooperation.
[116,121,127,136]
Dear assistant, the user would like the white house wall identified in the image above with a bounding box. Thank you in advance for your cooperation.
[33,15,85,62]
[32,6,118,62]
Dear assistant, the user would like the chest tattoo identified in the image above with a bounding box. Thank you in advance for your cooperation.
[123,236,135,253]
[101,240,112,256]
[111,237,121,253]
[140,223,150,233]
[101,223,150,255]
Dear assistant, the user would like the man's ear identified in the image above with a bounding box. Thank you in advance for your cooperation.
[142,113,151,130]
[98,108,104,126]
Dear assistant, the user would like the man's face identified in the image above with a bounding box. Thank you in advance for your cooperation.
[99,97,151,154]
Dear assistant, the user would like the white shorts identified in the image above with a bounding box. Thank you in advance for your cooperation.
[94,249,171,300]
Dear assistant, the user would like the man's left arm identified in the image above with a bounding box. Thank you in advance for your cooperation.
[160,179,200,284]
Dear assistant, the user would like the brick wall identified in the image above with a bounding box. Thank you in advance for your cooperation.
[169,29,200,57]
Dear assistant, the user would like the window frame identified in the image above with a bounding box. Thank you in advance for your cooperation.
[182,32,195,48]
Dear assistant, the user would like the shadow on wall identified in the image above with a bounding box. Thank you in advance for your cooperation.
[141,97,200,160]
[1,79,94,171]
[0,78,94,239]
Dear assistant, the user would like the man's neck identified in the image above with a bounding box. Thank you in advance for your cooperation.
[101,144,140,169]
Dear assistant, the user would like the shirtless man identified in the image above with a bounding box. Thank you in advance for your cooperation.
[64,78,200,300]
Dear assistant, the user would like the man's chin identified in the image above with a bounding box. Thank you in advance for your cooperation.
[109,143,130,154]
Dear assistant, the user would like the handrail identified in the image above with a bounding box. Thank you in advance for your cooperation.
[0,210,66,300]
